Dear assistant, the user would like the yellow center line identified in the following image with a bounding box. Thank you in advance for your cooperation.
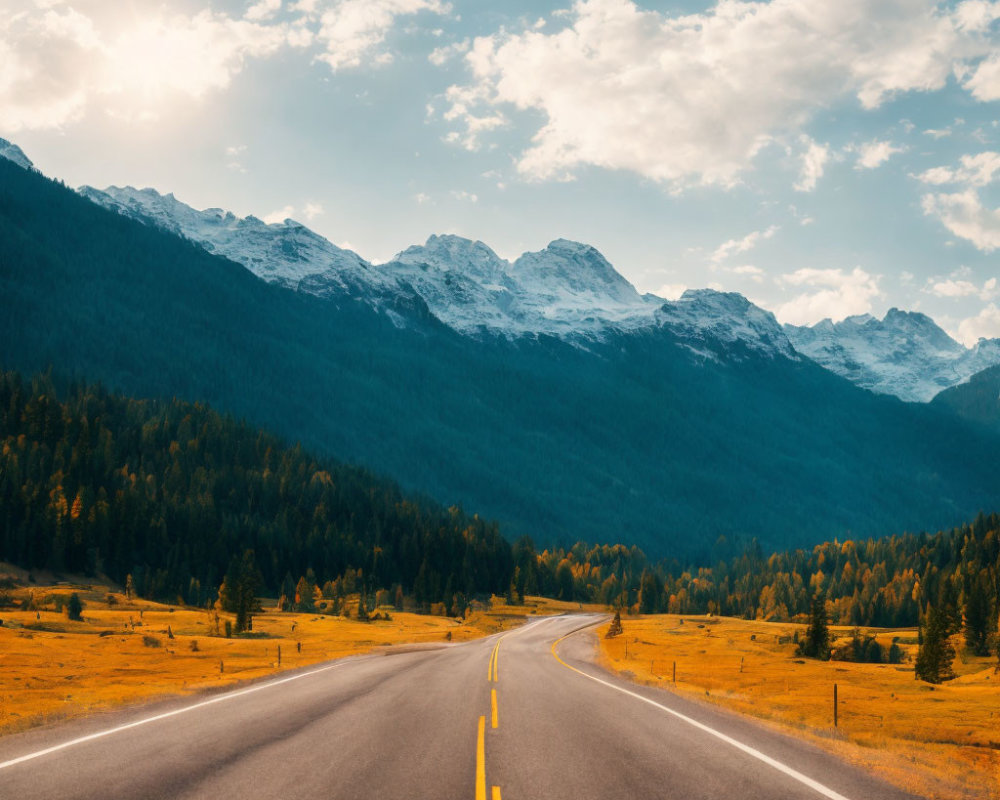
[493,642,499,682]
[487,637,501,682]
[491,688,498,729]
[492,787,502,800]
[476,715,486,800]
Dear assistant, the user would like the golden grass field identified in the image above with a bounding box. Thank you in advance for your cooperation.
[0,571,582,737]
[598,614,1000,800]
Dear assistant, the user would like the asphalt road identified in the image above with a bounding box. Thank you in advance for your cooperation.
[0,614,919,799]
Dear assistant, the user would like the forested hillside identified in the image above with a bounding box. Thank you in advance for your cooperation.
[0,372,511,604]
[932,363,1000,432]
[3,156,1000,559]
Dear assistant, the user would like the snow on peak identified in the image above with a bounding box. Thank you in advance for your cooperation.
[72,180,801,357]
[78,185,400,298]
[0,138,34,171]
[784,310,1000,401]
[655,289,798,360]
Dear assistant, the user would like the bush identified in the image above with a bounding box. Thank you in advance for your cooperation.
[142,635,160,648]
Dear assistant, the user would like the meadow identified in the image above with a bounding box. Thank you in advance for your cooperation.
[0,570,573,736]
[598,614,1000,800]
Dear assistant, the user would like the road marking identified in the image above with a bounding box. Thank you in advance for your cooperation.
[476,715,486,800]
[551,629,853,800]
[0,659,349,772]
[487,638,501,682]
[491,688,498,729]
[492,786,502,800]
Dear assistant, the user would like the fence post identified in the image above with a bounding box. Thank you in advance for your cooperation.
[834,683,838,728]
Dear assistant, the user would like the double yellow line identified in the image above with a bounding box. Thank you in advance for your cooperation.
[487,637,501,682]
[477,635,505,800]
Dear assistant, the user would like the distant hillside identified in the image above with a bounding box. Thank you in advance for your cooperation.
[931,364,1000,432]
[0,371,511,604]
[2,157,1000,559]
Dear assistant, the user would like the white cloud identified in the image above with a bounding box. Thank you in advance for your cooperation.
[414,192,432,204]
[311,0,450,71]
[775,266,882,325]
[794,138,829,192]
[263,205,296,224]
[303,202,325,220]
[956,303,1000,345]
[710,226,777,264]
[853,139,904,169]
[923,127,953,139]
[916,151,1000,187]
[450,190,478,203]
[443,0,1000,189]
[654,283,687,300]
[730,265,765,283]
[922,190,1000,252]
[246,0,283,22]
[429,38,470,66]
[0,0,447,130]
[924,274,999,299]
[0,1,294,131]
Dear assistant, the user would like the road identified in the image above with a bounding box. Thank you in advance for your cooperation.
[0,614,918,799]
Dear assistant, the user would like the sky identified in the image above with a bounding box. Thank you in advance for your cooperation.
[3,0,1000,344]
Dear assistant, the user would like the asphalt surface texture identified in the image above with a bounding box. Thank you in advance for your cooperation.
[0,613,920,799]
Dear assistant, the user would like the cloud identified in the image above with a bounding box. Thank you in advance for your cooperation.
[956,303,1000,345]
[0,1,294,131]
[924,274,999,300]
[302,202,325,220]
[916,151,1000,187]
[729,265,765,283]
[429,38,470,66]
[794,138,829,192]
[655,283,687,300]
[922,190,1000,252]
[263,205,297,224]
[775,266,882,325]
[310,0,450,71]
[450,190,478,203]
[923,127,953,139]
[442,0,1000,189]
[853,139,904,169]
[0,0,448,131]
[710,226,778,264]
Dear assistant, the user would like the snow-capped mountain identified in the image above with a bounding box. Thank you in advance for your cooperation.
[78,186,405,303]
[77,184,795,357]
[385,235,660,336]
[0,138,33,171]
[656,289,798,360]
[785,310,1000,402]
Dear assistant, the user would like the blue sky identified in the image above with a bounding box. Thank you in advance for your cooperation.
[3,0,1000,343]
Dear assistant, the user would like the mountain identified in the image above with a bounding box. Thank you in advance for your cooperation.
[931,363,1000,432]
[784,310,1000,402]
[77,186,792,354]
[0,138,33,171]
[3,153,1000,562]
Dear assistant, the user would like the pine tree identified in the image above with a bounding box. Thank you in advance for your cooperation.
[963,570,995,657]
[915,604,957,683]
[799,594,830,659]
[66,592,83,621]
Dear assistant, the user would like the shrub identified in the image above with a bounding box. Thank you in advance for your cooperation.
[142,635,161,648]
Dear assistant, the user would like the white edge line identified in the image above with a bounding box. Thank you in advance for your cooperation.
[555,631,853,800]
[0,659,350,771]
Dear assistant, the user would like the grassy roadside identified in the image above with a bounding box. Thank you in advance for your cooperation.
[596,614,1000,800]
[0,572,579,737]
